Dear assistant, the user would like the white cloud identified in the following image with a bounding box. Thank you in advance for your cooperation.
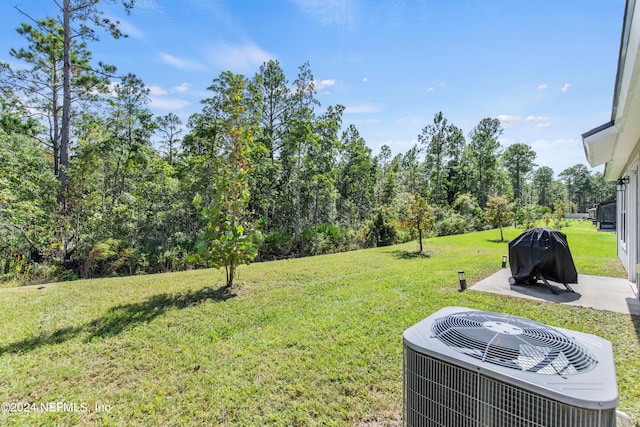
[525,115,550,122]
[289,0,359,30]
[315,79,337,91]
[362,77,368,83]
[344,103,384,114]
[159,53,205,71]
[562,82,572,92]
[496,114,518,128]
[148,85,168,96]
[497,114,551,129]
[147,83,191,99]
[426,87,435,92]
[104,14,145,39]
[205,42,275,73]
[538,83,548,90]
[150,97,191,111]
[117,18,145,39]
[172,83,191,93]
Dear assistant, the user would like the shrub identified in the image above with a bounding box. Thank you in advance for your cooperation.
[433,213,467,236]
[361,207,399,248]
[297,224,347,256]
[515,204,540,229]
[259,230,295,261]
[81,239,136,278]
[450,193,483,231]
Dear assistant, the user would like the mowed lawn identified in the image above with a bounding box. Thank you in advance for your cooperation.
[1,222,638,426]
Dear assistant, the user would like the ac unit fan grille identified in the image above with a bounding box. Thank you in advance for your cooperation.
[431,311,597,376]
[404,347,616,427]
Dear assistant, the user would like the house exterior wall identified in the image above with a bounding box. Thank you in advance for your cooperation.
[618,177,629,272]
[582,0,640,299]
[636,163,640,296]
[617,159,639,291]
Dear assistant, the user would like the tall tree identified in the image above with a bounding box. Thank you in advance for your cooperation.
[532,166,554,208]
[374,144,393,205]
[559,164,593,212]
[400,144,423,195]
[466,118,503,206]
[155,113,183,165]
[591,172,616,204]
[282,61,319,233]
[1,1,134,273]
[547,180,568,209]
[103,74,155,214]
[249,60,292,229]
[251,60,291,160]
[380,154,400,206]
[502,143,536,205]
[57,0,134,208]
[418,112,465,205]
[337,124,375,228]
[2,17,114,193]
[443,124,467,204]
[307,104,344,226]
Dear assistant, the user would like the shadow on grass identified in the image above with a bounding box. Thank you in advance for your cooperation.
[630,305,640,343]
[487,239,510,244]
[0,285,235,356]
[387,250,431,260]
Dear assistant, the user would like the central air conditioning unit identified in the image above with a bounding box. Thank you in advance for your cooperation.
[403,307,618,427]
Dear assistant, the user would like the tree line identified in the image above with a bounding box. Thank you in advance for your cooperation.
[0,1,615,285]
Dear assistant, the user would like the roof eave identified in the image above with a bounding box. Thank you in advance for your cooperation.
[581,121,618,168]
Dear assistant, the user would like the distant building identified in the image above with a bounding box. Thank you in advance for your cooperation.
[582,0,640,298]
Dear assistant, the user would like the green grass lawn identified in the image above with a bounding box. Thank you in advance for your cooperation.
[0,221,638,426]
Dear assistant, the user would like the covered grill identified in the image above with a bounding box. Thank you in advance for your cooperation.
[508,227,578,294]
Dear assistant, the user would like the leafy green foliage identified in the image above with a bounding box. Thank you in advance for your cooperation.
[0,223,637,425]
[418,111,465,206]
[399,195,435,253]
[193,193,260,288]
[81,239,135,278]
[451,193,483,230]
[190,71,261,288]
[361,206,399,248]
[502,142,537,204]
[0,45,623,284]
[0,131,58,278]
[466,118,503,206]
[484,194,513,241]
[337,125,375,228]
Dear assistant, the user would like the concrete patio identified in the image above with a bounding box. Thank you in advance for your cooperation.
[471,268,640,316]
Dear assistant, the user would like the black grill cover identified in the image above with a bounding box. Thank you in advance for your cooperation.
[508,227,578,284]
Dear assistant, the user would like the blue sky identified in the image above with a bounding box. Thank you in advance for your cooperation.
[1,0,626,176]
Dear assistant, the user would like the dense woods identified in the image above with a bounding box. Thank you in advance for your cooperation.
[0,3,615,285]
